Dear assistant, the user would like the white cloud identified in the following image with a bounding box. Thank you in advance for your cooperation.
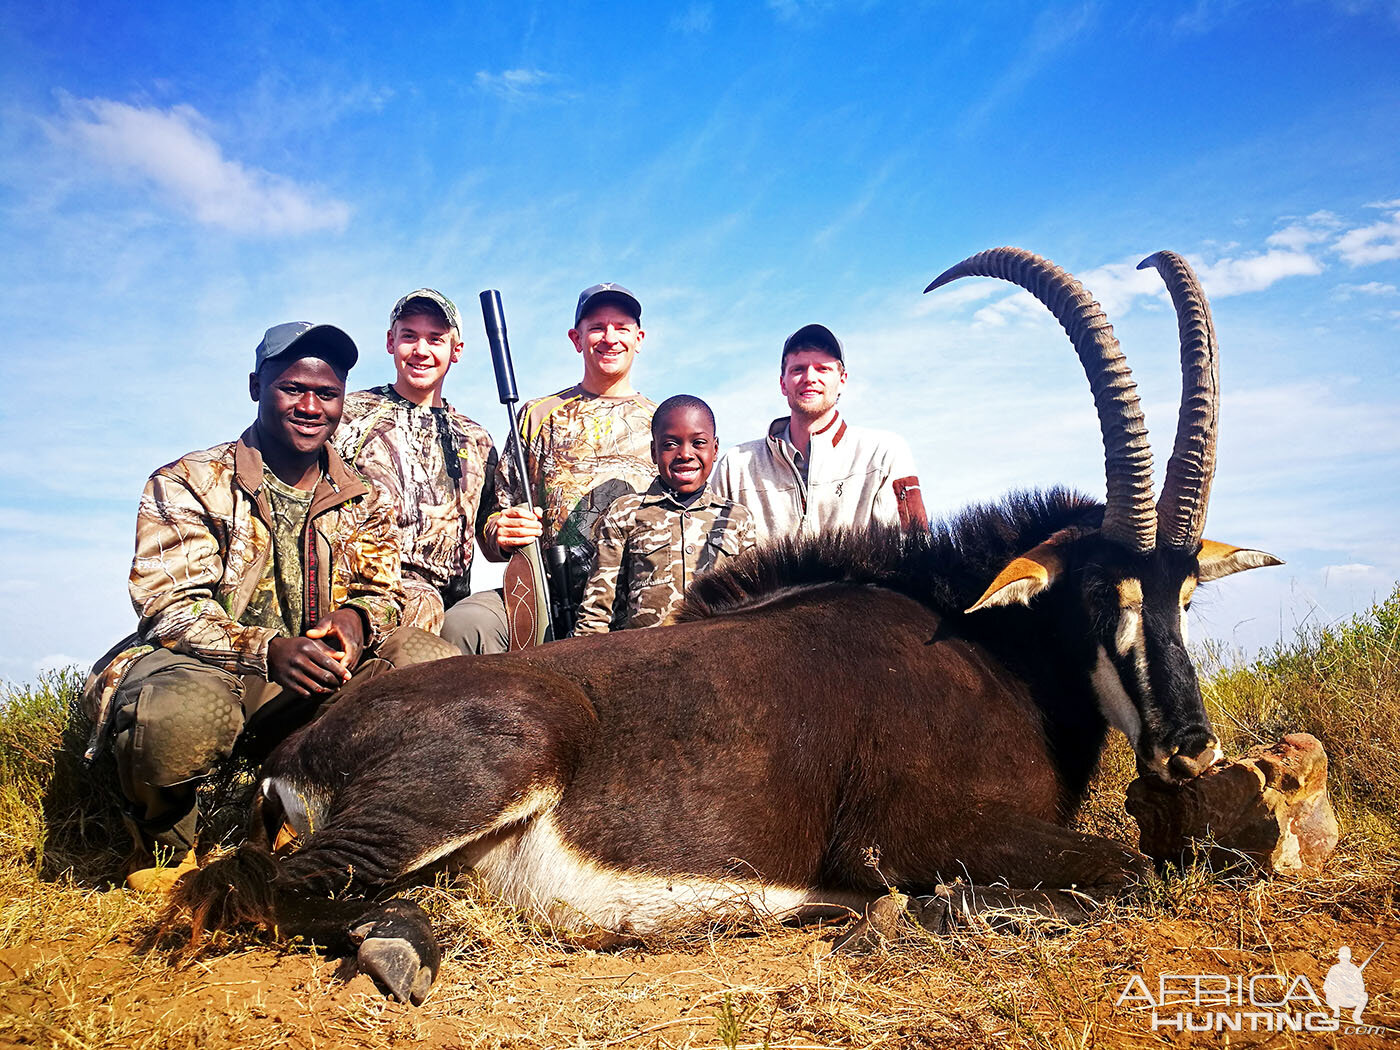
[944,243,1319,331]
[1077,258,1171,315]
[57,98,351,235]
[1334,280,1398,300]
[767,0,827,21]
[1333,204,1400,266]
[1324,563,1377,579]
[474,68,570,101]
[1194,248,1322,296]
[671,3,714,33]
[1266,212,1341,251]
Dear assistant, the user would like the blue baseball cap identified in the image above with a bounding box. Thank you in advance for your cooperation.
[782,323,844,364]
[574,283,642,326]
[253,322,359,374]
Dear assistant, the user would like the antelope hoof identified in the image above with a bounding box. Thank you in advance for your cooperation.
[348,899,441,1005]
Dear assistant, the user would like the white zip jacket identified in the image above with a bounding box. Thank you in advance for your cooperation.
[712,413,926,547]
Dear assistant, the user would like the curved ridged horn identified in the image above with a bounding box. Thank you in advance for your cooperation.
[925,247,1157,554]
[1137,250,1218,551]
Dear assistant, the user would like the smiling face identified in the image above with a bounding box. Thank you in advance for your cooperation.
[250,354,346,460]
[651,404,717,496]
[387,310,461,405]
[780,349,846,421]
[570,303,644,393]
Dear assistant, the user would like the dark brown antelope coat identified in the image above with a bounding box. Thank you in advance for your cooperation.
[177,248,1280,1003]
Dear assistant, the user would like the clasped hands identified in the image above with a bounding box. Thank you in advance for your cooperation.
[267,607,366,699]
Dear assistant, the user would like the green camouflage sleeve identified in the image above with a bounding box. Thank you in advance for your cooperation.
[574,497,631,635]
[131,470,279,676]
[337,482,404,651]
[475,438,501,548]
[337,417,406,528]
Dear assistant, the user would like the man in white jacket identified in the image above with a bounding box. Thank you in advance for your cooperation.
[712,323,926,546]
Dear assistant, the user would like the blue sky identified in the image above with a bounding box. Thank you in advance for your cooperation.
[2,1,1398,680]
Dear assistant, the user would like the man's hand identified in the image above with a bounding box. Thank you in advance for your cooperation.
[494,504,544,551]
[307,608,366,671]
[267,610,364,698]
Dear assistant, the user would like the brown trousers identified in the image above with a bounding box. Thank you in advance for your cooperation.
[110,627,457,854]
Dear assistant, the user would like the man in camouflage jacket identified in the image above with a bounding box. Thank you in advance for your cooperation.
[83,322,455,889]
[453,283,656,645]
[335,290,501,642]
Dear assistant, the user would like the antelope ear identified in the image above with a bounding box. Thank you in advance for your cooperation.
[1197,539,1284,582]
[968,533,1072,613]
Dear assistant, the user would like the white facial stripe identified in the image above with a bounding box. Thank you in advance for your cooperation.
[1091,645,1142,747]
[1114,604,1143,657]
[1179,577,1196,646]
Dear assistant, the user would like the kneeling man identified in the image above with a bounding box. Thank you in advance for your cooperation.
[83,322,456,891]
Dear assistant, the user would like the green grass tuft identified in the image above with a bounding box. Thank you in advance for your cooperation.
[1201,583,1400,839]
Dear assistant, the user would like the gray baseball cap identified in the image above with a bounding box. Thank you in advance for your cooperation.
[389,288,462,333]
[782,323,844,364]
[253,322,359,374]
[574,282,642,326]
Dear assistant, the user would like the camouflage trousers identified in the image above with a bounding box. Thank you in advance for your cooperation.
[108,627,457,855]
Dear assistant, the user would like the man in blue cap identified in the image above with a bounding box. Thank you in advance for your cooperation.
[83,321,455,892]
[449,283,657,647]
[713,323,926,545]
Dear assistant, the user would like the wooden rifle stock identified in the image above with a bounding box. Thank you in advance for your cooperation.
[479,290,559,644]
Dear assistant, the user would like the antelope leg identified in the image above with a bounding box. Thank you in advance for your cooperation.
[348,898,441,1005]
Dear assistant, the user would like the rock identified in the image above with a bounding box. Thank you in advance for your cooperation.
[1125,733,1340,875]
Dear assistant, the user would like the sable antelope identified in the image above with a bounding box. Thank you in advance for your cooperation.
[174,248,1280,1004]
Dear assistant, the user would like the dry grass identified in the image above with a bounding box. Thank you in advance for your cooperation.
[2,589,1399,1048]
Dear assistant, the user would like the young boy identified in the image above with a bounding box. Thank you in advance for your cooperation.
[574,395,756,634]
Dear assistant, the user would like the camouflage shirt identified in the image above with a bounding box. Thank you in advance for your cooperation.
[494,385,657,602]
[336,385,498,632]
[241,468,314,637]
[574,479,756,634]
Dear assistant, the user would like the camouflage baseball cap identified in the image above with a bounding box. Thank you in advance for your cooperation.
[389,288,461,333]
[254,322,358,373]
[574,283,642,326]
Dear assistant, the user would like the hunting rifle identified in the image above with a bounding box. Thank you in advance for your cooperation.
[479,290,570,645]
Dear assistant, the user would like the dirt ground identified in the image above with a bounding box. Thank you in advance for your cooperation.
[2,859,1397,1050]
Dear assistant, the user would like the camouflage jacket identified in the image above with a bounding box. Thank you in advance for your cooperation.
[493,385,657,602]
[574,480,756,633]
[82,427,404,736]
[335,385,498,631]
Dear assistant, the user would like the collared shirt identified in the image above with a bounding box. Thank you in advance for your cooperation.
[780,422,810,484]
[712,411,926,547]
[574,479,756,633]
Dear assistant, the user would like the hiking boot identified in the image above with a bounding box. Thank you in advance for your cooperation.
[125,849,199,894]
